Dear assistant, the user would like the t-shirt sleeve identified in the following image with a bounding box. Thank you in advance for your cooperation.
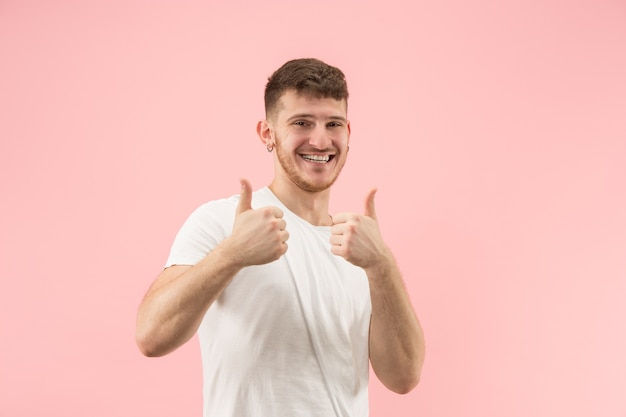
[165,199,235,268]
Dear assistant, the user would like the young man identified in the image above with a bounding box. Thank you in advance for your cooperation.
[136,58,425,416]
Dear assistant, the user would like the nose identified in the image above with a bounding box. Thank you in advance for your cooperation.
[308,124,331,150]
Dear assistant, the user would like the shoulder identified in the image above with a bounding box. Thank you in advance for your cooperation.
[165,196,237,267]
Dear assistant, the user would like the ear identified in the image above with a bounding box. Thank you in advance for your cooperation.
[347,120,351,145]
[256,120,273,147]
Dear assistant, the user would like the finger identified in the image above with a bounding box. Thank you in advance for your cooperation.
[271,207,284,218]
[236,178,253,215]
[260,206,283,219]
[330,212,350,225]
[364,188,378,219]
[330,245,343,257]
[330,222,349,235]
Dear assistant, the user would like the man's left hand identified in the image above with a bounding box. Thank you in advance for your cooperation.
[330,188,389,270]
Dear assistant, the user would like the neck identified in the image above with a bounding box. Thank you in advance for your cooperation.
[269,179,333,226]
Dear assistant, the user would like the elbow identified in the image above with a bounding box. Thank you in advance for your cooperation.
[384,367,421,394]
[135,327,167,358]
[389,373,420,394]
[135,315,193,357]
[135,324,185,357]
[378,360,422,394]
[135,309,176,357]
[136,341,160,358]
[391,342,426,394]
[136,333,156,357]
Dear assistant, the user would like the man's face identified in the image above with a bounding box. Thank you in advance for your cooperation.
[270,90,350,193]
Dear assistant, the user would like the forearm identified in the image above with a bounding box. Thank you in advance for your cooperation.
[135,240,243,357]
[367,252,425,394]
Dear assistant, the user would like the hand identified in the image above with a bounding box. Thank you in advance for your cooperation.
[229,178,289,266]
[330,188,389,270]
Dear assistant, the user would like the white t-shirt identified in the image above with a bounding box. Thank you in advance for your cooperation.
[166,187,372,417]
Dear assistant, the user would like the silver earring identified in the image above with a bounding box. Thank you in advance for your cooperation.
[267,144,274,153]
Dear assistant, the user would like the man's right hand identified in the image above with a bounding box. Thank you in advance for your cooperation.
[229,178,289,266]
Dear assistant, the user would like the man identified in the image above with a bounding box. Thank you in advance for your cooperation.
[135,58,425,416]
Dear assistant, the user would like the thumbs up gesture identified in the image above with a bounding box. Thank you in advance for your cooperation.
[330,189,389,270]
[230,178,289,267]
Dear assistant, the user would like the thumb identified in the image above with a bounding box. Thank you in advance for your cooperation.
[364,188,378,219]
[236,178,253,215]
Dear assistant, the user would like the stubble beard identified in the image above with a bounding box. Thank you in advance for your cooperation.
[274,138,347,193]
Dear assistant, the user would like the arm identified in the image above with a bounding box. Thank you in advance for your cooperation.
[366,249,425,393]
[135,179,288,357]
[135,245,242,357]
[330,189,425,394]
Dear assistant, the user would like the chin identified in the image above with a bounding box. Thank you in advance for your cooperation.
[296,176,339,193]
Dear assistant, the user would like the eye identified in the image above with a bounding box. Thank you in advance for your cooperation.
[327,121,342,128]
[294,120,308,127]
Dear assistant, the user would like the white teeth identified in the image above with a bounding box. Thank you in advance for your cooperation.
[302,154,330,163]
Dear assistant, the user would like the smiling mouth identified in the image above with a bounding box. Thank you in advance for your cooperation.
[300,154,334,163]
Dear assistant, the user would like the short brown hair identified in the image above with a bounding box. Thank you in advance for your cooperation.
[264,58,349,119]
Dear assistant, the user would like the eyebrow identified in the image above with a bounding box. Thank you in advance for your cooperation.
[286,113,348,123]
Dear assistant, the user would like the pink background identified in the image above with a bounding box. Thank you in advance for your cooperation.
[1,0,625,415]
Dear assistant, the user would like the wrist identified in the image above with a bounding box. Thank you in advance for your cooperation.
[209,238,248,272]
[364,248,394,277]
